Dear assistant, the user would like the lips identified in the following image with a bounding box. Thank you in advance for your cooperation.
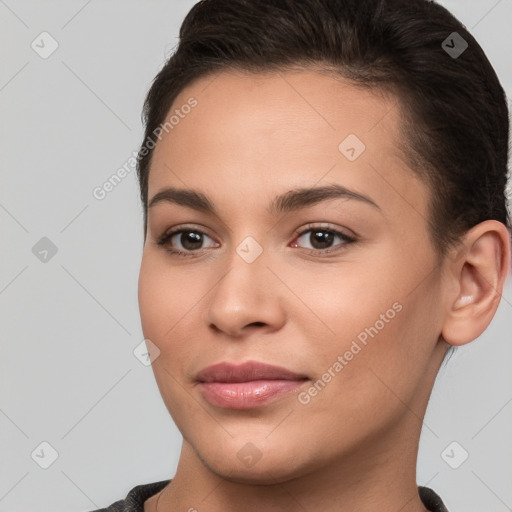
[196,360,309,409]
[196,360,308,383]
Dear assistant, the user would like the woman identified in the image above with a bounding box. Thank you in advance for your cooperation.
[94,0,511,510]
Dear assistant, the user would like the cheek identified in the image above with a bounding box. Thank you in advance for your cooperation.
[290,261,400,358]
[293,253,436,407]
[138,257,166,339]
[138,254,202,420]
[138,254,196,350]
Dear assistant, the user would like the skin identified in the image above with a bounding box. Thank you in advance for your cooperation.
[138,68,511,512]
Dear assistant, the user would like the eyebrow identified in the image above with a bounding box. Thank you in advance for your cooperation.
[148,183,381,215]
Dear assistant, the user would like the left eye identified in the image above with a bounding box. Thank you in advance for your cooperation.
[292,227,355,252]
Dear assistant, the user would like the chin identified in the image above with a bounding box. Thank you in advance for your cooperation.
[206,458,308,486]
[193,436,321,485]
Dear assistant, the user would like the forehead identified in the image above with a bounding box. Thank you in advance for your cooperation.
[148,68,428,222]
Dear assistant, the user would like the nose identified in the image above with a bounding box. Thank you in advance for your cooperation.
[205,241,286,339]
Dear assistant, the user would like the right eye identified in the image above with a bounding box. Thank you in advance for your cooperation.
[157,227,219,257]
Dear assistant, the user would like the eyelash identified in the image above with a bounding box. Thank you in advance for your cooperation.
[156,224,357,258]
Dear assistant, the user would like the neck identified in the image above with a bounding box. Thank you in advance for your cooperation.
[156,421,429,512]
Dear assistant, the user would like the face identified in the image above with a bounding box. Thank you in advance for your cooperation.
[138,68,449,483]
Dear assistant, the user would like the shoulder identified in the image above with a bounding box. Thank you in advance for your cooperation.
[88,479,171,512]
[418,486,449,512]
[87,480,446,512]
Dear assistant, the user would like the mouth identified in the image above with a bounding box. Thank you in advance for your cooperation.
[195,360,309,409]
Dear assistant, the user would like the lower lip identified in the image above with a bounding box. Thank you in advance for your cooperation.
[198,379,307,409]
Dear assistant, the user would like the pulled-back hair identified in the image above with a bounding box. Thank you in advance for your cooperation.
[136,0,511,260]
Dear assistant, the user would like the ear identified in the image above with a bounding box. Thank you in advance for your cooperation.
[441,220,511,346]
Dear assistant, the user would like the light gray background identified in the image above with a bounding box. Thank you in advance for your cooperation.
[1,1,511,511]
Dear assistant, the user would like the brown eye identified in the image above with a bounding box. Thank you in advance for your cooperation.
[175,231,204,251]
[157,227,218,256]
[292,227,356,254]
[306,230,335,250]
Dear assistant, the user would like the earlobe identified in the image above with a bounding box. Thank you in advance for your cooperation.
[441,220,511,347]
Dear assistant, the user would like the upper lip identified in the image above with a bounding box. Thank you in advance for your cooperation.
[196,360,308,383]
